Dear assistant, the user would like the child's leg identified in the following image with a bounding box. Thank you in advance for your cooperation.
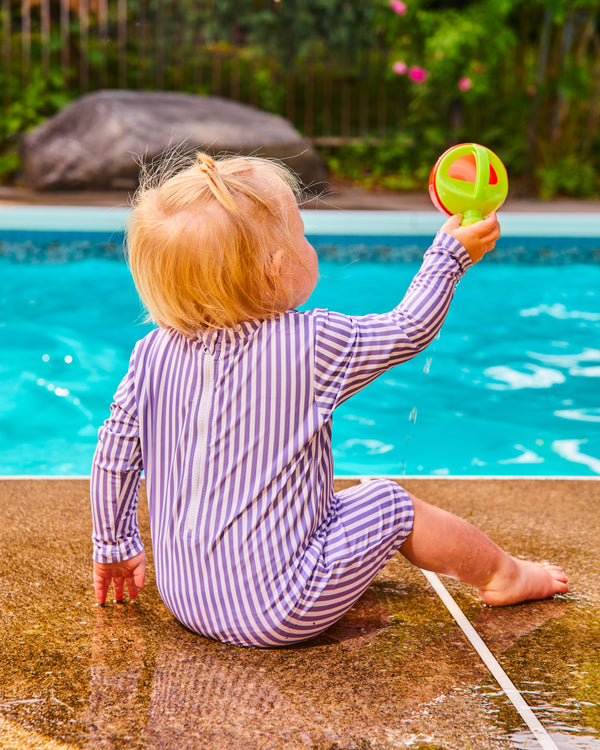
[400,494,568,605]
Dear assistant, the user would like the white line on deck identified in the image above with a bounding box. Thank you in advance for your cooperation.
[421,569,559,750]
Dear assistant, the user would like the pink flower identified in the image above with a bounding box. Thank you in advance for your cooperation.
[392,61,408,75]
[390,0,407,14]
[458,76,472,91]
[408,66,428,83]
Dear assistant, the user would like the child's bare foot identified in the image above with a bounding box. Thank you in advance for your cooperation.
[479,559,568,606]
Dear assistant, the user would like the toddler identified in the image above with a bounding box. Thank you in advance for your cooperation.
[91,152,568,647]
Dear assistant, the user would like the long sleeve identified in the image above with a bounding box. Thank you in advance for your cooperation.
[312,231,472,412]
[91,365,144,564]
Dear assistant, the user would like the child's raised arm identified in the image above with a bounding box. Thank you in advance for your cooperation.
[441,211,501,264]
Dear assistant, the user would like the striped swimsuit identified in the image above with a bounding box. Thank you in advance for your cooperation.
[91,232,471,646]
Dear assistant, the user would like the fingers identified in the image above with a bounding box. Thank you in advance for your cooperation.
[440,210,502,264]
[477,211,501,242]
[103,573,139,604]
[126,580,139,600]
[126,568,145,600]
[441,211,500,241]
[93,571,111,605]
[478,210,498,228]
[93,552,146,605]
[441,213,463,232]
[126,550,146,600]
[460,211,500,240]
[113,575,125,603]
[132,562,146,592]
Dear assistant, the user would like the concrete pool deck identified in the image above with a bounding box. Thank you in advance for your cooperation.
[2,184,600,748]
[4,178,600,214]
[1,476,600,749]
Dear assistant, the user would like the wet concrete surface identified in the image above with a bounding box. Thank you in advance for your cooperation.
[1,477,599,749]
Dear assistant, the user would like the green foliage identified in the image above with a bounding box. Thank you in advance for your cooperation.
[245,57,286,114]
[1,70,69,136]
[373,0,600,197]
[3,0,600,196]
[187,0,382,63]
[537,156,599,200]
[0,68,71,182]
[321,133,441,192]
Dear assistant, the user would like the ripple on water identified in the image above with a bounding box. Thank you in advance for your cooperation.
[555,409,600,424]
[478,611,600,749]
[509,730,600,749]
[484,364,566,390]
[551,440,600,475]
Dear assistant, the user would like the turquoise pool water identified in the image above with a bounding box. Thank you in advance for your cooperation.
[1,209,599,476]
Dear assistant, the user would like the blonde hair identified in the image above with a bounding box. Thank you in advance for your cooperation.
[126,151,303,336]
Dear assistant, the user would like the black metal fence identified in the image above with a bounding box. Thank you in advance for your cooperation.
[0,0,403,141]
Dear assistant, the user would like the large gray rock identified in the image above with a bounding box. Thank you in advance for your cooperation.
[21,90,328,193]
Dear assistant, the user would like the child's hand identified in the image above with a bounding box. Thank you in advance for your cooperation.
[441,211,501,264]
[93,550,146,604]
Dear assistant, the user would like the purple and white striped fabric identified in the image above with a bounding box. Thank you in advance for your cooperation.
[91,231,471,646]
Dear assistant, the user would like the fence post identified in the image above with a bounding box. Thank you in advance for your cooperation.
[117,0,127,88]
[78,0,89,92]
[40,0,50,78]
[60,0,70,83]
[1,0,11,111]
[21,0,31,88]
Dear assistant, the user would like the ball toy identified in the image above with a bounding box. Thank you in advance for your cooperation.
[429,143,508,226]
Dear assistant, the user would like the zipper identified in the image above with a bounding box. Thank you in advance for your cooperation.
[185,345,215,533]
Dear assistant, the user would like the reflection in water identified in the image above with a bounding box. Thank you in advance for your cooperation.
[81,583,579,749]
[84,603,147,748]
[143,624,333,750]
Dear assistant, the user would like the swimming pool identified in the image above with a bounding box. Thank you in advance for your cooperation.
[1,207,599,477]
